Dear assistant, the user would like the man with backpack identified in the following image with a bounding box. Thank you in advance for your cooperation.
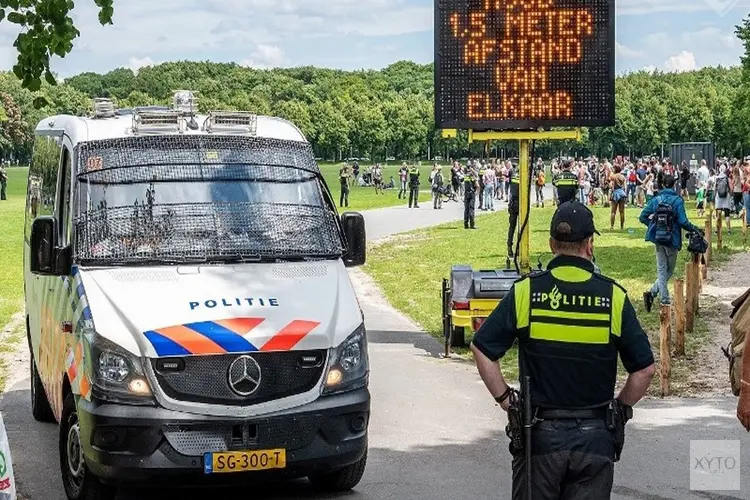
[639,174,700,311]
[715,165,733,236]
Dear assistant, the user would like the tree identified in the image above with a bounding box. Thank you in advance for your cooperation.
[0,92,29,153]
[2,0,114,95]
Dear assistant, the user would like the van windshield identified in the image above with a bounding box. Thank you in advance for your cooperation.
[73,135,343,265]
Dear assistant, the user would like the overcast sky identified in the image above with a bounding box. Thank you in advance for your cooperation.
[0,0,746,77]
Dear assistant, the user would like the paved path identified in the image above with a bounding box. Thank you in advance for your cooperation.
[4,193,750,500]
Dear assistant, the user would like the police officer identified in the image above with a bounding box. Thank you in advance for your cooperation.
[553,159,578,205]
[507,164,520,256]
[471,200,656,500]
[408,163,420,208]
[463,164,478,229]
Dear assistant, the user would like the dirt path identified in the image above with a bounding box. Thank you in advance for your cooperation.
[0,312,28,392]
[688,252,750,396]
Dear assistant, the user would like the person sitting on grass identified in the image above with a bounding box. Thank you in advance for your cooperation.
[639,174,700,311]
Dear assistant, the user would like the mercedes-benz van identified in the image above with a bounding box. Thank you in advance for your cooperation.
[24,93,369,500]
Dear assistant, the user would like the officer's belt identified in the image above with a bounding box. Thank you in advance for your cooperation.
[536,407,607,420]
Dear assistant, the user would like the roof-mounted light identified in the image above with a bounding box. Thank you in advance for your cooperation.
[204,111,258,135]
[132,110,182,135]
[173,90,198,116]
[93,98,115,119]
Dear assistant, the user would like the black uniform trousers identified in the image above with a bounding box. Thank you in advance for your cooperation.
[507,202,518,249]
[511,419,615,500]
[340,184,349,208]
[464,190,476,228]
[409,184,420,207]
[556,187,577,206]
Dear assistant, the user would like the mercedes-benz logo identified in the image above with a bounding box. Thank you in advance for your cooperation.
[227,355,262,396]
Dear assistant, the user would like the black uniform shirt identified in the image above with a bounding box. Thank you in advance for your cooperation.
[472,255,654,409]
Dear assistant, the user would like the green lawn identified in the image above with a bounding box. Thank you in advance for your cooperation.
[319,162,438,211]
[0,167,28,330]
[364,202,745,389]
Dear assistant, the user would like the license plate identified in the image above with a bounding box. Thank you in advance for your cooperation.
[204,449,286,474]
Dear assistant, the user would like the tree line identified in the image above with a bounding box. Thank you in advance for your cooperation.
[0,20,748,163]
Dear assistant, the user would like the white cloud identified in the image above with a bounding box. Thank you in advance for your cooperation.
[240,45,286,69]
[617,0,750,15]
[664,51,697,72]
[128,56,155,72]
[616,42,645,58]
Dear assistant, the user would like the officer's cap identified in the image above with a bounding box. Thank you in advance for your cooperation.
[550,201,600,242]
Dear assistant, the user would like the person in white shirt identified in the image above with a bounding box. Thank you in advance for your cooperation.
[697,160,710,190]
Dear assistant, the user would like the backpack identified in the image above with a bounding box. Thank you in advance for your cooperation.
[628,171,637,183]
[717,175,729,198]
[653,198,675,246]
[724,288,750,396]
[536,171,545,186]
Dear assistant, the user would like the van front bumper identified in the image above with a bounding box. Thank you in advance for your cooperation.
[77,388,370,484]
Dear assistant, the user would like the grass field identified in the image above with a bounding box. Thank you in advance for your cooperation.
[319,162,438,211]
[364,201,745,388]
[0,167,27,332]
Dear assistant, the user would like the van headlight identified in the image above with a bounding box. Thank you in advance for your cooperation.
[323,324,369,395]
[84,331,154,405]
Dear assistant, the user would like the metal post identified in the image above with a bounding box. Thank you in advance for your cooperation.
[519,139,531,275]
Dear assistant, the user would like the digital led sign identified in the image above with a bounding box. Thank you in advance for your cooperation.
[435,0,615,130]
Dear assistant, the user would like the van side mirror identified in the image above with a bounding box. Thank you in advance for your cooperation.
[30,217,72,276]
[341,212,366,267]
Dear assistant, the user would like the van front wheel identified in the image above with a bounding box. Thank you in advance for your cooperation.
[308,449,367,492]
[59,393,116,500]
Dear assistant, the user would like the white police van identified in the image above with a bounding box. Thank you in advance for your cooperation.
[24,92,369,499]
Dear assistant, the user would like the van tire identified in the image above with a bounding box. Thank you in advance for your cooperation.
[30,354,55,423]
[60,393,116,500]
[308,449,367,492]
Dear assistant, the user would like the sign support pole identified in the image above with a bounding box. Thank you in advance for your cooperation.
[461,128,582,275]
[518,139,531,275]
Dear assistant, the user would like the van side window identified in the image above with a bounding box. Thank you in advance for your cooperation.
[26,136,62,240]
[58,147,73,245]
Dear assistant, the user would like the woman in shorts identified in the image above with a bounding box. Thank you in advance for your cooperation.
[609,165,628,230]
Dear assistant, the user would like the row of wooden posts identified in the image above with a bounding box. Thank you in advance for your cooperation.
[658,207,747,397]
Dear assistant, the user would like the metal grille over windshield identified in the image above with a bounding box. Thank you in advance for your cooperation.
[73,135,342,265]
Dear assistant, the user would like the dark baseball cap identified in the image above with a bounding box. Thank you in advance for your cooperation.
[550,201,600,242]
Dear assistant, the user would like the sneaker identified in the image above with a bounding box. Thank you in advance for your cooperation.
[643,291,654,313]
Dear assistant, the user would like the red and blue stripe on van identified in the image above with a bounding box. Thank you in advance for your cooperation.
[144,318,320,356]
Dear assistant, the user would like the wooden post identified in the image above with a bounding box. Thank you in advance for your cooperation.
[674,279,685,357]
[685,261,695,333]
[717,212,723,252]
[705,214,713,264]
[660,304,672,397]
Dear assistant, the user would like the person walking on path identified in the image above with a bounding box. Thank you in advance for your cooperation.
[339,164,351,208]
[640,174,700,311]
[715,165,733,236]
[610,165,627,231]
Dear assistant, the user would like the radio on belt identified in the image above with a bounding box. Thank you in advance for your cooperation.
[441,265,521,352]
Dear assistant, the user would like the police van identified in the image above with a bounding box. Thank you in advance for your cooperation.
[24,92,370,499]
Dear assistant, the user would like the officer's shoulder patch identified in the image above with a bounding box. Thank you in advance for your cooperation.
[525,270,550,280]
